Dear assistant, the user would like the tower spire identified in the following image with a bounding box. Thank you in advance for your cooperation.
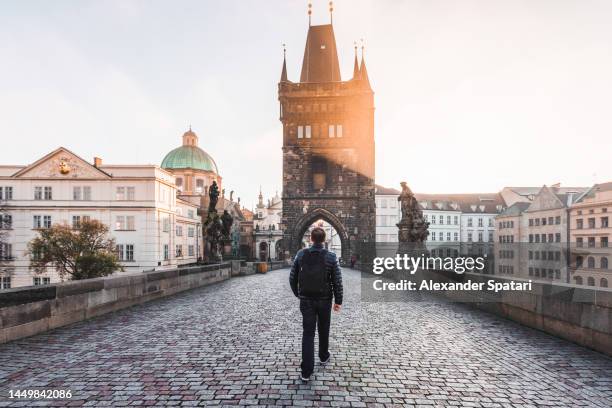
[329,1,334,24]
[308,2,312,26]
[280,43,288,82]
[359,40,371,89]
[352,41,360,79]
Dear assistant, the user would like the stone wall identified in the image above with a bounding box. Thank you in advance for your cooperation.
[0,263,232,344]
[378,267,612,356]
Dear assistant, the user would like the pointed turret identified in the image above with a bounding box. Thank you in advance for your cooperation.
[280,45,288,82]
[280,55,288,82]
[359,51,371,89]
[257,186,264,208]
[352,44,360,80]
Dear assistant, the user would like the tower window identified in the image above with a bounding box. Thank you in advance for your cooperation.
[312,156,327,191]
[305,125,312,138]
[297,125,303,139]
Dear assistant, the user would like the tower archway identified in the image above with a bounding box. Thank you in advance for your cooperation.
[291,208,350,262]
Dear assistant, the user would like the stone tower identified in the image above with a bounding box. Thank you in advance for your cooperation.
[279,18,376,263]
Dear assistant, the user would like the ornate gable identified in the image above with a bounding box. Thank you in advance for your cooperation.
[12,147,111,179]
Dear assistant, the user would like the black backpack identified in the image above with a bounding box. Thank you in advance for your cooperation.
[298,249,329,298]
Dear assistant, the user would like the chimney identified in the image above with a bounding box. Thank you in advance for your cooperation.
[94,157,102,167]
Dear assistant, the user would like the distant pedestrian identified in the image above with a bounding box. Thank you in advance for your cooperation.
[289,227,343,382]
[350,254,356,268]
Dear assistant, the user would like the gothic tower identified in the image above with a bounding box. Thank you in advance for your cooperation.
[279,15,376,263]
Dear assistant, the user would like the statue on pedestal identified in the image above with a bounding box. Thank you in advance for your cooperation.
[397,181,429,253]
[204,181,232,262]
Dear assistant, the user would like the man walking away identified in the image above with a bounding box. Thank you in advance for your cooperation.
[289,227,343,382]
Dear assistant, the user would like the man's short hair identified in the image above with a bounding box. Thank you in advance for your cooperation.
[311,227,326,244]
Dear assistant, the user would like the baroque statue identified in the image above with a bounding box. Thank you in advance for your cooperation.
[204,181,232,261]
[397,181,429,252]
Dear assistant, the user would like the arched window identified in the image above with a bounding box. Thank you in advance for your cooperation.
[587,256,595,269]
[601,278,608,288]
[574,276,583,285]
[587,277,595,286]
[196,179,204,194]
[576,256,583,268]
[601,257,608,269]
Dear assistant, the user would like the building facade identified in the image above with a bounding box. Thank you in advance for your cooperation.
[254,190,283,261]
[569,182,611,287]
[0,147,202,289]
[279,17,376,262]
[374,185,401,243]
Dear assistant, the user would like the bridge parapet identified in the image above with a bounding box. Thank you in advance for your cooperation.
[368,267,612,356]
[0,263,232,344]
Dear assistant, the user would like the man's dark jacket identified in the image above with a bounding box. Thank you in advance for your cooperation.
[289,244,343,305]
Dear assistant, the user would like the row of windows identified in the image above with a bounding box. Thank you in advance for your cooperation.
[576,217,609,229]
[576,208,608,215]
[6,186,136,201]
[7,241,197,264]
[376,198,397,209]
[499,235,515,243]
[467,217,494,228]
[466,231,494,242]
[529,216,561,227]
[426,215,459,225]
[499,220,514,229]
[529,267,561,280]
[574,276,608,287]
[429,232,460,242]
[1,215,196,236]
[498,265,514,274]
[576,236,608,248]
[529,250,562,261]
[288,103,344,113]
[528,233,562,243]
[162,244,195,259]
[296,124,343,139]
[576,256,608,269]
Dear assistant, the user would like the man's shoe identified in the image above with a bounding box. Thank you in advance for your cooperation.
[300,374,311,382]
[320,352,331,365]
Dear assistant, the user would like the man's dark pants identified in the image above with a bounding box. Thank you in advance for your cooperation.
[300,298,332,377]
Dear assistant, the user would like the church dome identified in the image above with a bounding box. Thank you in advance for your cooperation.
[161,129,219,174]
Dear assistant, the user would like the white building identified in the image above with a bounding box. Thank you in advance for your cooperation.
[375,186,504,252]
[253,189,283,261]
[374,185,401,243]
[0,147,202,289]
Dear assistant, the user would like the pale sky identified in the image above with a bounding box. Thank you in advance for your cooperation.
[1,0,611,209]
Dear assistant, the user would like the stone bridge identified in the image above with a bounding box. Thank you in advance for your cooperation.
[0,268,611,407]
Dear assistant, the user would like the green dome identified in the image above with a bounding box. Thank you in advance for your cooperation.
[161,145,219,173]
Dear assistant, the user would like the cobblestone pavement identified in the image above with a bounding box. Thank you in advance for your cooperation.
[0,268,611,407]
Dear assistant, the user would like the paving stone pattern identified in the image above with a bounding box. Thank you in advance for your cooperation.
[0,268,611,407]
